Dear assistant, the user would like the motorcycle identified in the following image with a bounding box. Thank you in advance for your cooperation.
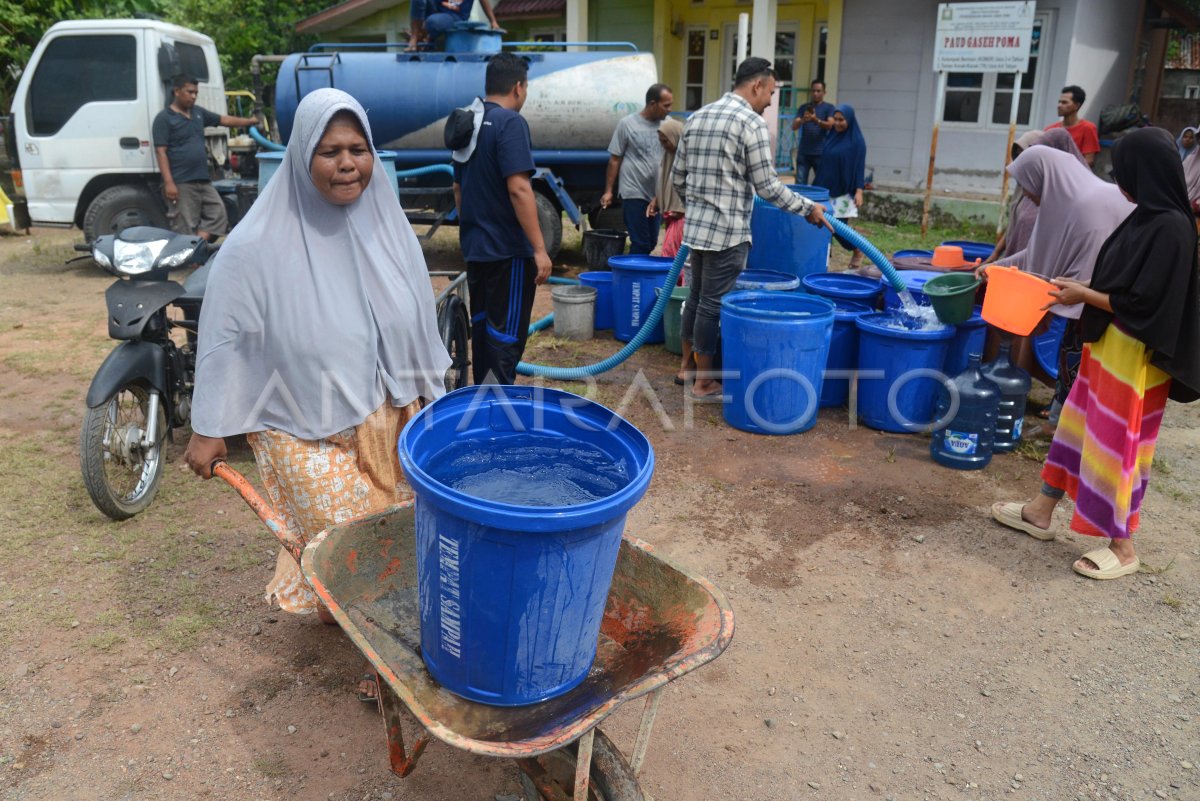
[79,226,213,520]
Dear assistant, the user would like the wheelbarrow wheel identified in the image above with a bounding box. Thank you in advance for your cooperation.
[517,728,644,801]
[80,384,166,520]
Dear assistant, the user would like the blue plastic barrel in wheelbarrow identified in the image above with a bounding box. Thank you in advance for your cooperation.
[399,386,655,706]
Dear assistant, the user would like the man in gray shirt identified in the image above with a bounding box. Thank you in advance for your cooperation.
[601,83,673,254]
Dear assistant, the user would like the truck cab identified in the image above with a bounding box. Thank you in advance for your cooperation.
[5,19,228,240]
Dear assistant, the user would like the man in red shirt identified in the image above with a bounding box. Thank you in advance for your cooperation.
[1045,85,1100,166]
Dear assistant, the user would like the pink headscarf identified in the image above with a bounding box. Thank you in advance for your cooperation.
[1003,128,1092,257]
[1005,147,1135,318]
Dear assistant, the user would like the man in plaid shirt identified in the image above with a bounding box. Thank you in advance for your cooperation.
[671,57,827,399]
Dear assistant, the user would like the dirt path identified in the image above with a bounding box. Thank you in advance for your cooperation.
[1,229,1196,801]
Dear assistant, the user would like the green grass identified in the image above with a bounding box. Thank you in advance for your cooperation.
[853,219,997,260]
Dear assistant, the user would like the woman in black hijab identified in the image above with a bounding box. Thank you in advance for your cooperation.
[990,126,1200,580]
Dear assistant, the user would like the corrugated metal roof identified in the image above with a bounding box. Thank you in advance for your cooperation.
[494,0,564,18]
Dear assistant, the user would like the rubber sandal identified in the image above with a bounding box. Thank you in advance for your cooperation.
[686,389,722,403]
[1072,547,1140,580]
[990,501,1056,541]
[356,672,379,704]
[674,375,685,386]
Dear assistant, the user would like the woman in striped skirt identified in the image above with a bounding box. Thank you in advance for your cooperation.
[990,127,1200,579]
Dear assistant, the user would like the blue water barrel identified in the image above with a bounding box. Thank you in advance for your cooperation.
[930,353,1001,470]
[609,255,672,343]
[721,291,835,435]
[802,272,883,305]
[578,272,614,330]
[1034,314,1068,379]
[257,150,400,197]
[821,300,872,408]
[274,51,657,151]
[941,240,994,263]
[736,269,801,291]
[855,312,955,433]
[881,269,942,311]
[748,185,833,279]
[943,306,986,377]
[444,23,503,53]
[399,386,654,706]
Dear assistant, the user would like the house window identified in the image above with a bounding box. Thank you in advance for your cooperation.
[1186,85,1200,99]
[683,27,707,111]
[725,23,800,105]
[942,14,1050,129]
[813,23,827,85]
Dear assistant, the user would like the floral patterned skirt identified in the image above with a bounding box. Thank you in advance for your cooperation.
[247,400,420,614]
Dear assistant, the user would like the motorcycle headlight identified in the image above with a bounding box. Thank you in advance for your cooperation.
[159,246,197,268]
[92,249,113,269]
[113,238,168,276]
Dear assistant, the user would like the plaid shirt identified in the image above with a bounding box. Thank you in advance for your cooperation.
[671,92,814,252]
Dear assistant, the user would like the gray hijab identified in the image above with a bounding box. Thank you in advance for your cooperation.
[1005,146,1134,319]
[191,88,450,440]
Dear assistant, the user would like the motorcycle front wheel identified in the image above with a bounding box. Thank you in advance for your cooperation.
[80,384,167,520]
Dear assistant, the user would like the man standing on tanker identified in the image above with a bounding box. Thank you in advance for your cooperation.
[671,57,828,399]
[601,84,674,254]
[152,74,258,242]
[453,53,552,385]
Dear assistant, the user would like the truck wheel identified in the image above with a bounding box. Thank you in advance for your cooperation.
[80,384,167,520]
[535,192,563,261]
[517,728,644,801]
[82,185,168,241]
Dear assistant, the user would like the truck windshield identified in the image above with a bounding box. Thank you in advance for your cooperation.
[28,34,137,136]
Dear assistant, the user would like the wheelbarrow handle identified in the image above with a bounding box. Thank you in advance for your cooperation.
[212,460,305,564]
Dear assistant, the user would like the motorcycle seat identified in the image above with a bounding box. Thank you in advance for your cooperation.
[179,259,212,305]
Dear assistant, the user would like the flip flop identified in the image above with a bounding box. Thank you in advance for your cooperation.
[1072,547,1141,580]
[686,389,723,403]
[990,501,1056,541]
[674,375,686,386]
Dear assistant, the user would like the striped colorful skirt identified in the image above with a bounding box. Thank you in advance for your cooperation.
[1042,324,1171,540]
[248,400,420,614]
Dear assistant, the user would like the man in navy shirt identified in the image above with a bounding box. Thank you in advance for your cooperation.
[407,0,500,51]
[790,79,835,185]
[453,53,551,385]
[152,74,256,241]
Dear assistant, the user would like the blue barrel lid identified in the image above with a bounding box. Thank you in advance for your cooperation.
[722,290,835,319]
[803,272,883,300]
[855,311,954,340]
[941,240,993,260]
[788,183,832,201]
[577,271,613,283]
[833,299,873,319]
[893,249,934,259]
[736,269,801,290]
[608,254,674,272]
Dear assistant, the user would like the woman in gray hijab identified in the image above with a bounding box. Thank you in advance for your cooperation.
[184,89,450,620]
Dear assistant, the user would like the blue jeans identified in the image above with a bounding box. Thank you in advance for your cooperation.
[622,198,660,255]
[796,153,822,186]
[681,243,750,355]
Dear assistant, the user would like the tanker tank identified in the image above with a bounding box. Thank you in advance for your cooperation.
[273,49,659,155]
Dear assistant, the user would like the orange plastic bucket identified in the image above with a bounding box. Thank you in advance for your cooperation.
[981,265,1055,336]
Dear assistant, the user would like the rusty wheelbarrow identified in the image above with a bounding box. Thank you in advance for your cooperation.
[214,461,735,800]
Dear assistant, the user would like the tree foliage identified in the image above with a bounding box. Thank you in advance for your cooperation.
[165,0,331,94]
[0,0,166,109]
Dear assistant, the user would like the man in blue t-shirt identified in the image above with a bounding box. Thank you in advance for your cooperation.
[790,79,836,185]
[407,0,500,51]
[453,53,551,385]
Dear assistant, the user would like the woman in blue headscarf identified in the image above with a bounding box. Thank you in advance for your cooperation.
[813,104,868,270]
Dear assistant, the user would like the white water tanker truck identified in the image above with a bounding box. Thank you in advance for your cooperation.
[4,19,657,255]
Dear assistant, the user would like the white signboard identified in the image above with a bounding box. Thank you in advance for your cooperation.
[934,1,1035,73]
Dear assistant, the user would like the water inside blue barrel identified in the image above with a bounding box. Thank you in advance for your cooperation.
[425,433,631,506]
